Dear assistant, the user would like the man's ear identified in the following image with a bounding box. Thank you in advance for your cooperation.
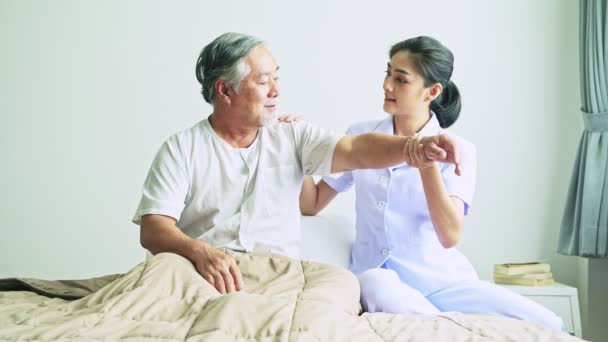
[215,80,232,104]
[426,83,443,102]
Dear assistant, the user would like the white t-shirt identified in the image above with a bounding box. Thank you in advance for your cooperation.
[132,117,340,258]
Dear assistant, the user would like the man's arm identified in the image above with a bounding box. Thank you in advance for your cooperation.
[330,133,457,174]
[140,214,243,294]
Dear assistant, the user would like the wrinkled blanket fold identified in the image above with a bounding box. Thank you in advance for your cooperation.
[0,252,584,341]
[0,274,122,300]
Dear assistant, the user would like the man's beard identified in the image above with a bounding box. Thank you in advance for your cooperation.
[258,111,278,127]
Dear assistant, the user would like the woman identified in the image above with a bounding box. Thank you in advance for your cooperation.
[298,36,563,331]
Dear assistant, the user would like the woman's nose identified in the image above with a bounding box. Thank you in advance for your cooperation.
[383,78,392,92]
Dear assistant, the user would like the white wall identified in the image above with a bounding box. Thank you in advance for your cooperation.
[0,0,588,334]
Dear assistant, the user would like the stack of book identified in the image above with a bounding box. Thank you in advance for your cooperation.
[493,262,554,286]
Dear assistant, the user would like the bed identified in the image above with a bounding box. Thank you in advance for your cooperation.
[0,215,585,341]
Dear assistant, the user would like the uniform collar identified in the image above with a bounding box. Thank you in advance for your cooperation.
[376,111,442,137]
[375,112,443,172]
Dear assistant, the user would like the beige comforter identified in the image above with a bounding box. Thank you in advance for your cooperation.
[0,252,584,341]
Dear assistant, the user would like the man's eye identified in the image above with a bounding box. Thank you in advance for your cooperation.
[384,70,391,77]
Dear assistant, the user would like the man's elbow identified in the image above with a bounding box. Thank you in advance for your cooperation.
[139,228,152,250]
[139,218,157,251]
[331,136,358,173]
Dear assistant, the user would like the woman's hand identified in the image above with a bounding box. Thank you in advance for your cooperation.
[421,134,462,175]
[277,114,303,123]
[403,135,436,170]
[403,134,462,175]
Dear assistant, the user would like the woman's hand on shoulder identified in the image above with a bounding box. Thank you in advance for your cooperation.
[277,114,303,123]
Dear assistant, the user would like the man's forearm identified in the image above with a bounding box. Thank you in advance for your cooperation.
[332,133,409,172]
[140,214,243,294]
[140,215,202,262]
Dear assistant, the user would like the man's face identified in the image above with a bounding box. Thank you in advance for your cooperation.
[231,45,280,126]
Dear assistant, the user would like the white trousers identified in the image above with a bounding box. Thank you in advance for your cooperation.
[358,268,564,332]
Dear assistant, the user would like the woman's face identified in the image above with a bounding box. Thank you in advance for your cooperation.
[383,50,430,116]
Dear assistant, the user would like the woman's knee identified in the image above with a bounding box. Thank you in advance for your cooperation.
[358,268,401,312]
[359,268,399,290]
[358,268,439,315]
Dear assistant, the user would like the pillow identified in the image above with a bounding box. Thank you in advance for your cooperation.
[299,212,355,269]
[144,213,356,270]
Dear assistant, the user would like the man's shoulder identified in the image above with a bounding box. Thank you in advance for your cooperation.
[265,121,325,138]
[262,121,341,155]
[267,118,385,136]
[164,119,209,146]
[262,121,297,139]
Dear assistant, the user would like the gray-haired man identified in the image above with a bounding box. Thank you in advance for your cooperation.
[133,32,460,294]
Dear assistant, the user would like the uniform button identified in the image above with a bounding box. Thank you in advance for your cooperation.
[378,176,387,184]
[381,248,390,256]
[377,201,386,209]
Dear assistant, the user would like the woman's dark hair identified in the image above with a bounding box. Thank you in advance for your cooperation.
[390,36,461,128]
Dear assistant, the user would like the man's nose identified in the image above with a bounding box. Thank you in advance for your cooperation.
[269,79,280,97]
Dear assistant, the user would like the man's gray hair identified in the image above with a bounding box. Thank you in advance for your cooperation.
[196,32,263,104]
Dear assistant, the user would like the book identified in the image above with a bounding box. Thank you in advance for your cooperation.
[494,276,555,286]
[493,262,551,276]
[492,272,553,280]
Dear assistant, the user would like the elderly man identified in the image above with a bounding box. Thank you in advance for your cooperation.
[132,32,460,294]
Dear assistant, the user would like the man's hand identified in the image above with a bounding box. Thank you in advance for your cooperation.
[404,134,462,175]
[192,243,244,294]
[140,215,244,295]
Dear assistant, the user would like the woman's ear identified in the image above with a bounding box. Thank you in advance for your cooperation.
[215,80,232,104]
[427,83,443,102]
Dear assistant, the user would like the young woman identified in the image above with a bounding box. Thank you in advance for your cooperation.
[299,36,563,331]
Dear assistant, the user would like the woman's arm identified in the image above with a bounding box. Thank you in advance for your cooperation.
[419,164,464,248]
[403,135,465,248]
[299,176,339,216]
